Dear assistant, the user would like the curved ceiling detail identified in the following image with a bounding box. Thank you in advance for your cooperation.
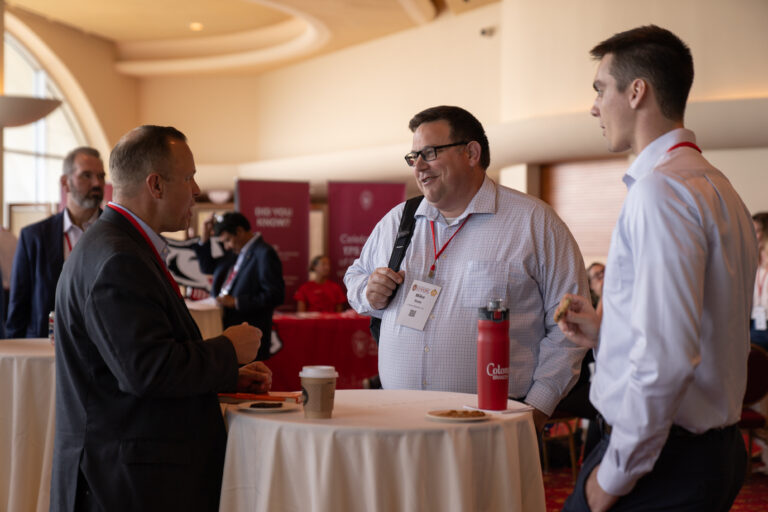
[8,0,445,77]
[115,4,330,76]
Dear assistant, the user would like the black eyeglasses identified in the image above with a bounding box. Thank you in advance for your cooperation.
[404,141,469,167]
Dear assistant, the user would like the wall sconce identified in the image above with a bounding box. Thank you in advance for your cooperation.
[0,95,61,127]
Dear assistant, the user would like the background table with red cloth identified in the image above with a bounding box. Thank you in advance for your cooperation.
[268,312,378,391]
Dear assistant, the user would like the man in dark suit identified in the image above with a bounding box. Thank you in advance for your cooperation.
[51,126,270,511]
[195,212,285,361]
[6,147,105,338]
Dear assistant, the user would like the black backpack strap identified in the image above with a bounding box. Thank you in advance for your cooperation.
[388,195,423,271]
[370,195,423,344]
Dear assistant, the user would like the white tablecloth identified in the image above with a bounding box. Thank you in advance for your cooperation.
[220,389,545,512]
[0,338,55,512]
[186,298,223,339]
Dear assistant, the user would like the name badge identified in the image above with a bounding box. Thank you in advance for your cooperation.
[395,279,442,331]
[753,306,767,331]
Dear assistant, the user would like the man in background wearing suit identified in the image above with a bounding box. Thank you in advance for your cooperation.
[6,146,104,338]
[51,125,270,511]
[195,211,285,361]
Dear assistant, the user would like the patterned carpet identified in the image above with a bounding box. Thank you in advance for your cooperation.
[543,468,768,511]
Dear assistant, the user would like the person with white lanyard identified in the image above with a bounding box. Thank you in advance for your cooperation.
[557,25,757,512]
[194,211,285,362]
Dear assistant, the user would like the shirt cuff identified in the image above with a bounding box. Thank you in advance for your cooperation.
[523,380,559,417]
[596,444,639,496]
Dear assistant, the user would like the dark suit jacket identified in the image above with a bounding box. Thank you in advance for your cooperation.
[194,236,284,360]
[50,207,240,512]
[6,212,64,338]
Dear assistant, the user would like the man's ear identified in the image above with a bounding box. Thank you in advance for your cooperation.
[465,140,482,167]
[628,78,647,110]
[146,173,163,199]
[60,174,69,193]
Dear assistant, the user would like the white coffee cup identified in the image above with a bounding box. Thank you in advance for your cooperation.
[299,366,339,419]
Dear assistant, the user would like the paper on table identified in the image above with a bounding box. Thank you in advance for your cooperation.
[218,391,303,404]
[463,400,534,414]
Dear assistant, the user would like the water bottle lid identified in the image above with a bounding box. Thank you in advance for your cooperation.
[487,299,504,311]
[477,299,509,321]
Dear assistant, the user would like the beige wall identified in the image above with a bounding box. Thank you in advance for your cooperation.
[139,4,501,166]
[501,0,768,122]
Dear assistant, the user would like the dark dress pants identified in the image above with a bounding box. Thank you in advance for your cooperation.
[562,423,746,512]
[751,319,768,351]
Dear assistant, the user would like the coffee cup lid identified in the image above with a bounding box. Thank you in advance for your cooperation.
[299,365,339,378]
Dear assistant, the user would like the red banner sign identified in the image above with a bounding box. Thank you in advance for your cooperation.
[269,312,378,391]
[236,180,310,310]
[327,182,406,287]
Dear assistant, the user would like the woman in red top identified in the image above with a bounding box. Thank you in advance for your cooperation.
[294,255,346,312]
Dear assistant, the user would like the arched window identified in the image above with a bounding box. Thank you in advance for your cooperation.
[3,32,86,206]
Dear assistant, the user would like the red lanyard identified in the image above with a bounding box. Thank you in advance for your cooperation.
[107,204,182,299]
[64,232,72,254]
[667,141,702,153]
[221,266,238,292]
[428,215,471,278]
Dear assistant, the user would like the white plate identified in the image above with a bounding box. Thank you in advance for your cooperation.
[425,409,489,423]
[238,401,300,414]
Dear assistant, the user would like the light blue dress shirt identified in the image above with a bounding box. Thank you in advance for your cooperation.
[345,177,589,415]
[592,129,758,495]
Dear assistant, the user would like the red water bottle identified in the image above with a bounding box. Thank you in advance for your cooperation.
[477,299,510,411]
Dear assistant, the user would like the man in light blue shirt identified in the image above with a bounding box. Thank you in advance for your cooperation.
[557,26,757,511]
[345,106,589,431]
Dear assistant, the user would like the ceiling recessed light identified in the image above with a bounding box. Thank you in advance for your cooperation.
[189,22,204,32]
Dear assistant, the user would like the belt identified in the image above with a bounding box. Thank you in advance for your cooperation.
[595,413,731,439]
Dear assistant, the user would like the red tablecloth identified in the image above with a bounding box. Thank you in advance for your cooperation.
[268,312,378,391]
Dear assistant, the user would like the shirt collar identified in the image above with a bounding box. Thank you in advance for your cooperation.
[232,232,260,268]
[62,207,99,233]
[623,128,696,189]
[417,175,497,225]
[108,201,169,260]
[239,232,259,254]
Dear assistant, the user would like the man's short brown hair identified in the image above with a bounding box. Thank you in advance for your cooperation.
[408,106,490,170]
[590,25,693,121]
[109,125,186,196]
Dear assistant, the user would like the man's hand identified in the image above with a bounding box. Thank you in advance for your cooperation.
[200,214,215,243]
[555,293,600,348]
[531,407,549,434]
[237,361,272,393]
[365,268,405,310]
[217,294,236,309]
[586,464,619,512]
[223,322,261,363]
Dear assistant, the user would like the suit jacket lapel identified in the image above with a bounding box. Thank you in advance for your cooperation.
[101,208,181,300]
[230,238,258,291]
